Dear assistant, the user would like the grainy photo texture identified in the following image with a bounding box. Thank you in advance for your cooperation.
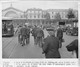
[2,1,78,58]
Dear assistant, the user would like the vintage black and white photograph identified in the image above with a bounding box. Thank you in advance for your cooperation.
[2,1,78,58]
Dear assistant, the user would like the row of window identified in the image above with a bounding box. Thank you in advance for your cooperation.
[27,10,66,14]
[27,15,44,18]
[27,16,67,19]
[49,12,66,16]
[27,11,42,13]
[27,11,66,15]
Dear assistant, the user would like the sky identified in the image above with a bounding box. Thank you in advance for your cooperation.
[2,1,78,11]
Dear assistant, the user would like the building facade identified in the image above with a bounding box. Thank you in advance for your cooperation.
[2,6,78,26]
[2,6,24,18]
[25,8,46,26]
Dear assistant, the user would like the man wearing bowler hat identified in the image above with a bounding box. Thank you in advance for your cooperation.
[42,28,61,58]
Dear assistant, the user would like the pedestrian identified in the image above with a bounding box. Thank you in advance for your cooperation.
[19,25,28,46]
[36,27,44,47]
[42,29,61,58]
[26,25,30,44]
[57,26,63,48]
[31,25,38,45]
[66,39,78,58]
[18,26,22,45]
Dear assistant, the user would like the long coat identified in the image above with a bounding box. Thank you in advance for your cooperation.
[31,27,37,37]
[20,27,28,36]
[57,28,63,40]
[36,28,44,38]
[42,35,61,58]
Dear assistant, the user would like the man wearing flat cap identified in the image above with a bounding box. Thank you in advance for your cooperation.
[42,28,61,58]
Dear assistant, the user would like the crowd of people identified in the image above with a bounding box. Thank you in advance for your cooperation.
[16,24,78,58]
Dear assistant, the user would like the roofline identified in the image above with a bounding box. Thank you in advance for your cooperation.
[2,6,24,13]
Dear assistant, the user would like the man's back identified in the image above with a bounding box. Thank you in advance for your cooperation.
[32,27,37,36]
[42,36,61,58]
[45,36,59,50]
[20,27,27,36]
[27,27,30,34]
[36,28,44,38]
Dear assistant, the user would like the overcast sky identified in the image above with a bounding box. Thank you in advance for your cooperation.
[2,1,78,11]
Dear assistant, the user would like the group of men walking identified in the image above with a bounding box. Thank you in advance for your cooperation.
[18,24,44,47]
[17,24,63,58]
[17,24,78,58]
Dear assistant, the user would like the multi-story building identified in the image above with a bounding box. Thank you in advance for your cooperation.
[26,8,44,19]
[25,8,46,25]
[47,9,78,19]
[46,9,68,19]
[2,6,78,26]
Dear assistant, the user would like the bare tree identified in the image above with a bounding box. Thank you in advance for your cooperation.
[43,12,50,27]
[67,8,75,19]
[54,12,61,21]
[44,12,50,22]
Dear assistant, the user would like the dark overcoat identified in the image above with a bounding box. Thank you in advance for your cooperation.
[31,27,37,37]
[42,35,61,58]
[20,27,28,36]
[36,28,44,38]
[57,28,63,40]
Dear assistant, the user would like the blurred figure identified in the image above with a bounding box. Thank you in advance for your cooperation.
[7,23,14,35]
[3,22,7,33]
[36,27,44,47]
[57,26,63,48]
[19,25,28,46]
[66,39,78,58]
[18,25,22,45]
[42,29,61,58]
[25,25,30,44]
[31,25,38,45]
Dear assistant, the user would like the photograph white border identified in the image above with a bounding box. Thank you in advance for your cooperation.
[0,0,79,67]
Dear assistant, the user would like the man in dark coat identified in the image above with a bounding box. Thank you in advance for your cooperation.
[19,25,28,46]
[57,26,63,48]
[66,39,78,58]
[42,29,61,58]
[18,25,22,45]
[31,25,38,44]
[36,27,44,47]
[26,26,30,44]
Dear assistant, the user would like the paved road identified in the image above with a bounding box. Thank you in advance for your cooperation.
[59,33,78,58]
[2,29,78,58]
